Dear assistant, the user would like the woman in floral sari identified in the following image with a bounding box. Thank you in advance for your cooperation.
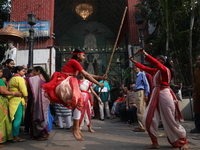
[8,66,28,142]
[29,66,52,141]
[0,66,22,147]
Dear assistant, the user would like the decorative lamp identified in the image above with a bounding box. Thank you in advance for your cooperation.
[28,13,36,26]
[75,3,93,20]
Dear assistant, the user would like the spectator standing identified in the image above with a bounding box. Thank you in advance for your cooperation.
[191,55,200,133]
[133,66,150,132]
[9,66,28,142]
[95,76,111,121]
[29,66,53,141]
[110,77,120,105]
[126,82,137,126]
[23,68,34,134]
[54,103,72,129]
[145,72,154,106]
[2,59,14,86]
[0,66,22,147]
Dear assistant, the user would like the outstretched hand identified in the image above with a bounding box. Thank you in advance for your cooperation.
[135,48,145,55]
[129,56,137,63]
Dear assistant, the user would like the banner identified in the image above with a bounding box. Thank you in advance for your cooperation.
[3,20,50,37]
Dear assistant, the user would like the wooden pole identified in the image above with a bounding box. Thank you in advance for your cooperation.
[98,7,127,97]
[105,6,128,75]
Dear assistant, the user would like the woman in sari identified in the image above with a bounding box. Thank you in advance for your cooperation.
[29,66,52,141]
[79,74,102,133]
[0,66,22,147]
[9,66,28,142]
[42,48,105,141]
[130,49,188,150]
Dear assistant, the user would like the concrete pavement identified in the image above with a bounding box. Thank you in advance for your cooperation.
[3,119,200,150]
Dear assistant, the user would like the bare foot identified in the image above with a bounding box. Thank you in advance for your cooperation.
[179,144,189,150]
[71,126,84,141]
[88,127,95,133]
[144,143,160,149]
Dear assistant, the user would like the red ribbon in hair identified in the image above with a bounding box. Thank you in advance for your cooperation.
[70,52,85,55]
[156,58,164,63]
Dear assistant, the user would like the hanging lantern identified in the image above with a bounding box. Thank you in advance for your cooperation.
[75,3,93,20]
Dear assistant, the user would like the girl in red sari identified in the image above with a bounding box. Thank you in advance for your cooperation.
[130,49,188,150]
[42,48,104,141]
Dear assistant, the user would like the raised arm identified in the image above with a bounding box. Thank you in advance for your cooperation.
[80,70,104,88]
[129,56,157,75]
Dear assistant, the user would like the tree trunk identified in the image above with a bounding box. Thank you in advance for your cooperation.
[189,1,195,85]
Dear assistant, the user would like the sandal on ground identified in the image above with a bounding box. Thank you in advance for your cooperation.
[133,128,145,132]
[110,115,117,120]
[36,134,50,141]
[53,122,59,127]
[12,137,26,142]
[44,134,50,139]
[36,137,47,141]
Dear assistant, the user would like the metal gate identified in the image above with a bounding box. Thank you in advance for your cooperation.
[55,47,129,84]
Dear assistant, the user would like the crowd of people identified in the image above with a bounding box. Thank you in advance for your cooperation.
[0,59,53,148]
[2,48,199,150]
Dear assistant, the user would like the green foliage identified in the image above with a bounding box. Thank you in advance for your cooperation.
[136,0,200,86]
[122,67,132,81]
[0,0,10,28]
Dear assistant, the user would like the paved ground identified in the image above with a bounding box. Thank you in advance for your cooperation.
[3,118,200,150]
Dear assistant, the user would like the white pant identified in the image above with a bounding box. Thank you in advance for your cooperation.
[98,101,110,119]
[58,115,72,128]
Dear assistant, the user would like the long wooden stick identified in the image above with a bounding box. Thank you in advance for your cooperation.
[133,43,152,57]
[98,7,127,97]
[124,43,153,63]
[105,6,128,75]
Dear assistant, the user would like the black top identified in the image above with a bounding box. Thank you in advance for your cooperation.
[2,68,12,82]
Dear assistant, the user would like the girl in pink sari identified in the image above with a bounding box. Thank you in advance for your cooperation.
[130,49,188,150]
[42,48,105,141]
[29,66,52,141]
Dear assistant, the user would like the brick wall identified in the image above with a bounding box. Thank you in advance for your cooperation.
[10,0,54,49]
[127,0,140,45]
